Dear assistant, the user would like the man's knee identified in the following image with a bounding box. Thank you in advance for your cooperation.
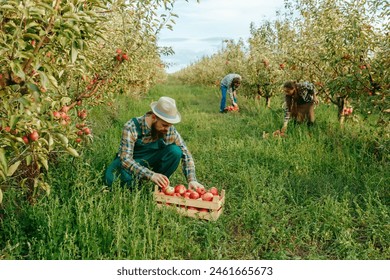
[166,144,182,159]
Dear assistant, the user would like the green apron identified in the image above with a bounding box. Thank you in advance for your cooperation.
[104,118,182,188]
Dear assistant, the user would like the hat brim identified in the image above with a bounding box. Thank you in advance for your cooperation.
[150,101,181,124]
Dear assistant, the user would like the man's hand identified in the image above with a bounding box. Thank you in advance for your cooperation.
[188,181,204,190]
[151,173,169,189]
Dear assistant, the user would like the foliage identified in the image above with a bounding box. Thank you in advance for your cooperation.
[0,0,184,201]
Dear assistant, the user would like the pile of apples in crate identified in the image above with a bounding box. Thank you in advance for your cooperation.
[154,184,225,220]
[154,184,225,221]
[163,184,219,203]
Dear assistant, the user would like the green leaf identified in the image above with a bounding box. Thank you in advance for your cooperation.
[66,147,79,157]
[39,181,51,195]
[55,133,69,147]
[27,82,40,92]
[23,33,42,41]
[48,134,54,151]
[0,170,6,182]
[0,148,7,175]
[9,115,20,128]
[38,71,49,88]
[38,155,48,171]
[7,160,21,176]
[26,155,32,166]
[71,41,78,63]
[1,5,16,10]
[0,188,3,204]
[47,73,59,88]
[10,61,26,80]
[36,2,54,12]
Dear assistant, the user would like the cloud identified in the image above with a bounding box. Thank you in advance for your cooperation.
[158,0,285,73]
[159,37,190,43]
[200,37,229,42]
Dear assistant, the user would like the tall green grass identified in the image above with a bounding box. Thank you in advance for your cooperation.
[1,81,389,260]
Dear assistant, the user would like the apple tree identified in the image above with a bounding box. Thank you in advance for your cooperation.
[0,0,186,202]
[281,0,389,127]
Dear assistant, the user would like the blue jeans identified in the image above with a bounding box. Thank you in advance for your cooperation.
[104,144,183,188]
[220,85,228,112]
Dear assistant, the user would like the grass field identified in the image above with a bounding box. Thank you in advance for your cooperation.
[1,79,389,260]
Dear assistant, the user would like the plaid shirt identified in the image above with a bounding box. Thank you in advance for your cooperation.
[284,82,316,123]
[118,113,197,182]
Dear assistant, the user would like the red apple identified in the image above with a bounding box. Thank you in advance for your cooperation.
[29,130,39,141]
[53,111,61,119]
[199,208,209,212]
[201,192,214,201]
[82,127,91,135]
[22,136,29,144]
[189,192,200,199]
[76,138,82,143]
[163,186,175,196]
[209,187,219,196]
[184,192,191,199]
[174,184,186,195]
[78,110,87,120]
[196,187,206,195]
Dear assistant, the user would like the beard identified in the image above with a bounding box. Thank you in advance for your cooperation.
[151,123,166,140]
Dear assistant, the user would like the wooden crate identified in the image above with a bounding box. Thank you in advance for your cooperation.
[153,186,225,221]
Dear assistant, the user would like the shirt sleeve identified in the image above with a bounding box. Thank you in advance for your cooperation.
[119,121,154,180]
[173,129,197,182]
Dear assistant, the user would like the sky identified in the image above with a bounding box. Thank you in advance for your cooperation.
[158,0,286,73]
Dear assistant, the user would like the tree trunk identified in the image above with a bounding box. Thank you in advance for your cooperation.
[337,96,346,128]
[265,96,271,108]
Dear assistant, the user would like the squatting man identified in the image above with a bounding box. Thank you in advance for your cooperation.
[104,96,205,191]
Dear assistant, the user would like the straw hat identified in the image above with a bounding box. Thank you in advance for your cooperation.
[150,96,181,124]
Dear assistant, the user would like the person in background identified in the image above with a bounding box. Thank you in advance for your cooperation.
[276,81,319,134]
[219,73,242,113]
[104,96,205,191]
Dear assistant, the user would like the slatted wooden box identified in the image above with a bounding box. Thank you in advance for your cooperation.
[153,185,225,221]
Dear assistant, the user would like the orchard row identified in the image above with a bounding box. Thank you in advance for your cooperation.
[174,0,388,127]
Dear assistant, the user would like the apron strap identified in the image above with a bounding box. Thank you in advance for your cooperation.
[132,117,142,140]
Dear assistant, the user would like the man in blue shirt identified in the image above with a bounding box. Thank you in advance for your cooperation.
[219,73,242,113]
